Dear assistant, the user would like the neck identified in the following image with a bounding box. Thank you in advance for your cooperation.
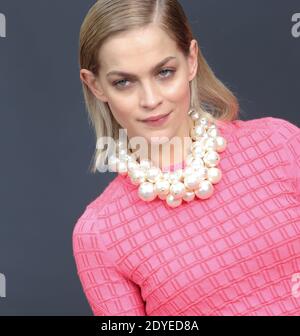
[133,117,194,171]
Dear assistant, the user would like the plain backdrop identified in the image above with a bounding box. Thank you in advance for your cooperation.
[0,0,299,315]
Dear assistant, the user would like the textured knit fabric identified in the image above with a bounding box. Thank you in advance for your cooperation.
[72,117,300,316]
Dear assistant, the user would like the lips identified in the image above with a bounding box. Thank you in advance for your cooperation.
[141,112,171,122]
[140,111,172,127]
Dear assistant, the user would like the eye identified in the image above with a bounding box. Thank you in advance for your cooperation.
[113,79,129,88]
[159,68,175,78]
[112,68,175,89]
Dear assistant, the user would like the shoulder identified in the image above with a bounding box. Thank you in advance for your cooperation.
[245,116,299,135]
[259,116,300,142]
[218,116,298,132]
[226,116,300,195]
[72,173,128,239]
[242,116,300,147]
[217,116,299,143]
[218,116,300,181]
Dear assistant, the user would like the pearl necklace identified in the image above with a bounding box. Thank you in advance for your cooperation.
[109,110,227,208]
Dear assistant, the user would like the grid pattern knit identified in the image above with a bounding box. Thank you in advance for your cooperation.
[72,117,300,316]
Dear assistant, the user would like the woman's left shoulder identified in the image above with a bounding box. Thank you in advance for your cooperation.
[240,117,300,155]
[249,116,300,146]
[253,116,299,134]
[234,116,300,196]
[216,116,300,145]
[237,116,298,131]
[224,116,300,140]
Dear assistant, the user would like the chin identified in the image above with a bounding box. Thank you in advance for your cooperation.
[148,130,175,144]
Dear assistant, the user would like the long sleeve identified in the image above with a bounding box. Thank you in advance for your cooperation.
[72,208,146,316]
[275,118,300,197]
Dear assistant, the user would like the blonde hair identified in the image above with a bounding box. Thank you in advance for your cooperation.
[79,0,240,173]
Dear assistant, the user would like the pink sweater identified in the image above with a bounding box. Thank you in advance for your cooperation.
[72,117,300,316]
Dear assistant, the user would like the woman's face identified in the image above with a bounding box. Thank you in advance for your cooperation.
[80,24,198,146]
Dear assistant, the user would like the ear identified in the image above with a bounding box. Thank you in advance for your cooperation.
[79,69,109,103]
[187,39,199,82]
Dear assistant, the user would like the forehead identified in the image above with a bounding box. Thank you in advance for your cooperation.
[98,25,180,70]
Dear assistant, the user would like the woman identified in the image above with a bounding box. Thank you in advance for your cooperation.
[72,0,300,316]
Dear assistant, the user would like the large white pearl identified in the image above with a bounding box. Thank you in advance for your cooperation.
[169,172,180,184]
[173,169,184,182]
[127,160,139,172]
[207,125,219,138]
[203,150,220,167]
[216,136,227,152]
[138,182,157,202]
[199,117,210,128]
[207,167,222,184]
[191,158,205,170]
[192,145,206,158]
[203,137,218,151]
[170,181,186,199]
[146,166,162,183]
[162,172,171,181]
[183,190,195,202]
[191,139,205,149]
[166,194,182,208]
[194,167,208,180]
[195,180,214,199]
[190,110,201,121]
[194,125,206,138]
[158,193,168,200]
[118,161,128,176]
[183,166,195,177]
[155,179,170,196]
[130,168,146,185]
[184,174,201,190]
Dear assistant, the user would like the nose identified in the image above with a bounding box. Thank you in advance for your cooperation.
[139,80,162,109]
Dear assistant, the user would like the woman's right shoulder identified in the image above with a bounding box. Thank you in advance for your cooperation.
[72,173,127,237]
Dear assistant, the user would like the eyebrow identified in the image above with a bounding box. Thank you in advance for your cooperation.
[106,56,177,78]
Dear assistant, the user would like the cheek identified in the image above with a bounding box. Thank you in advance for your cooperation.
[164,75,190,103]
[111,110,130,131]
[108,98,135,126]
[107,100,141,138]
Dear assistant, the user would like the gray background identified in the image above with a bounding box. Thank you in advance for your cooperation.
[0,0,299,315]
